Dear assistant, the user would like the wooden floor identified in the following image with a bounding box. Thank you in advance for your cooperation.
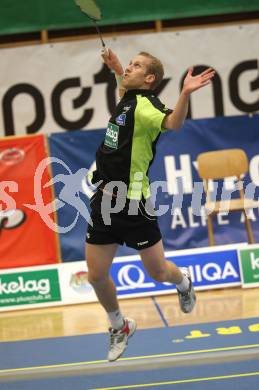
[1,287,259,343]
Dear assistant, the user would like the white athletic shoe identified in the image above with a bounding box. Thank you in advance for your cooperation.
[177,267,196,313]
[107,318,137,362]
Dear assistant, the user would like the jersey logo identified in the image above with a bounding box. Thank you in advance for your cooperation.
[123,105,131,112]
[104,122,119,149]
[116,113,126,126]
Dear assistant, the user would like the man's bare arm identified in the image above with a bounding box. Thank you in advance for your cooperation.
[101,49,126,98]
[163,67,215,130]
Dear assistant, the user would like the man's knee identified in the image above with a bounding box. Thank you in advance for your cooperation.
[147,268,167,283]
[87,271,108,287]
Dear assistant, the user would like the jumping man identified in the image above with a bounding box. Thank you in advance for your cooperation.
[86,49,215,361]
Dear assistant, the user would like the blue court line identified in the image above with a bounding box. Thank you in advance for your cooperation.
[151,296,168,327]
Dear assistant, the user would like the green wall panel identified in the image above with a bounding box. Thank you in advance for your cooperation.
[0,0,259,35]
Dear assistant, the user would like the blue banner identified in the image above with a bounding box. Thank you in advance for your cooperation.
[48,114,259,262]
[151,114,259,251]
[48,130,104,261]
[112,248,241,296]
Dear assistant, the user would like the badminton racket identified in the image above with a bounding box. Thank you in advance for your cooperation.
[74,0,106,49]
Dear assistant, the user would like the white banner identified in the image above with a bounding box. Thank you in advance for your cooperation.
[0,244,245,312]
[0,22,258,137]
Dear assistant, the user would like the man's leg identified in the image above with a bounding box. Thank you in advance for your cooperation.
[139,239,196,313]
[86,242,136,361]
[86,242,119,313]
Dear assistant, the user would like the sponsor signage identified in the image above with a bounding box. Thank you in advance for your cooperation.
[58,261,96,304]
[47,115,259,262]
[0,269,61,307]
[0,23,258,137]
[0,135,60,268]
[104,123,119,149]
[238,245,259,287]
[0,244,245,312]
[111,245,242,298]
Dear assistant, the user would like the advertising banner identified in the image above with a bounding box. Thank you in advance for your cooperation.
[0,244,243,311]
[0,23,258,137]
[238,245,259,288]
[1,116,258,265]
[48,130,104,261]
[0,269,61,308]
[113,244,242,298]
[151,114,259,251]
[58,261,96,305]
[47,114,259,260]
[57,245,242,304]
[0,135,60,269]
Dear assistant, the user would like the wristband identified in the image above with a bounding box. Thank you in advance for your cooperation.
[115,74,123,88]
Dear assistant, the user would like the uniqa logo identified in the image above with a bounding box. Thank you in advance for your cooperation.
[188,261,239,283]
[117,264,155,289]
[0,277,50,295]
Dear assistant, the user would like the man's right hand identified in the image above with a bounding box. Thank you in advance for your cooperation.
[101,48,124,76]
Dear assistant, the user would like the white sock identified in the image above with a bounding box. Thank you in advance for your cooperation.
[176,271,190,292]
[108,310,124,330]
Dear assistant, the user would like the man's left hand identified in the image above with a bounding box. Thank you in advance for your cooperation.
[182,67,215,96]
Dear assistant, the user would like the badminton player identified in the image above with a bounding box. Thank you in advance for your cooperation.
[86,49,215,361]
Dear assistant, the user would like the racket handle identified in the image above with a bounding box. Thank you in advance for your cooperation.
[101,47,109,56]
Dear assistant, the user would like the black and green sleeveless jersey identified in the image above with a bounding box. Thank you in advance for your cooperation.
[93,89,172,200]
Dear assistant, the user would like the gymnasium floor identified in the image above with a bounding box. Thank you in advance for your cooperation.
[0,287,259,389]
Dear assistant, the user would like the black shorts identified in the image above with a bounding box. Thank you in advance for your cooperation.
[86,190,161,250]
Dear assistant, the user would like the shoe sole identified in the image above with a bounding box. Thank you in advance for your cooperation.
[181,295,196,313]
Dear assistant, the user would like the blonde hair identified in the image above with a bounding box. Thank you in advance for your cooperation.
[138,51,164,90]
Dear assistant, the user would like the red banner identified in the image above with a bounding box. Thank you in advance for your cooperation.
[0,135,60,269]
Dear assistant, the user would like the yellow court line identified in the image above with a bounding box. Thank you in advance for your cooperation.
[117,343,259,362]
[91,371,259,390]
[1,343,259,375]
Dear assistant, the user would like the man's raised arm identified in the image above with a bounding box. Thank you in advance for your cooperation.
[163,67,215,130]
[101,49,126,98]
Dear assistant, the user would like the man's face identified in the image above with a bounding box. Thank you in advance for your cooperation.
[122,55,155,90]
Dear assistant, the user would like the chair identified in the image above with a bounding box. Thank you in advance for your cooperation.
[197,149,258,246]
